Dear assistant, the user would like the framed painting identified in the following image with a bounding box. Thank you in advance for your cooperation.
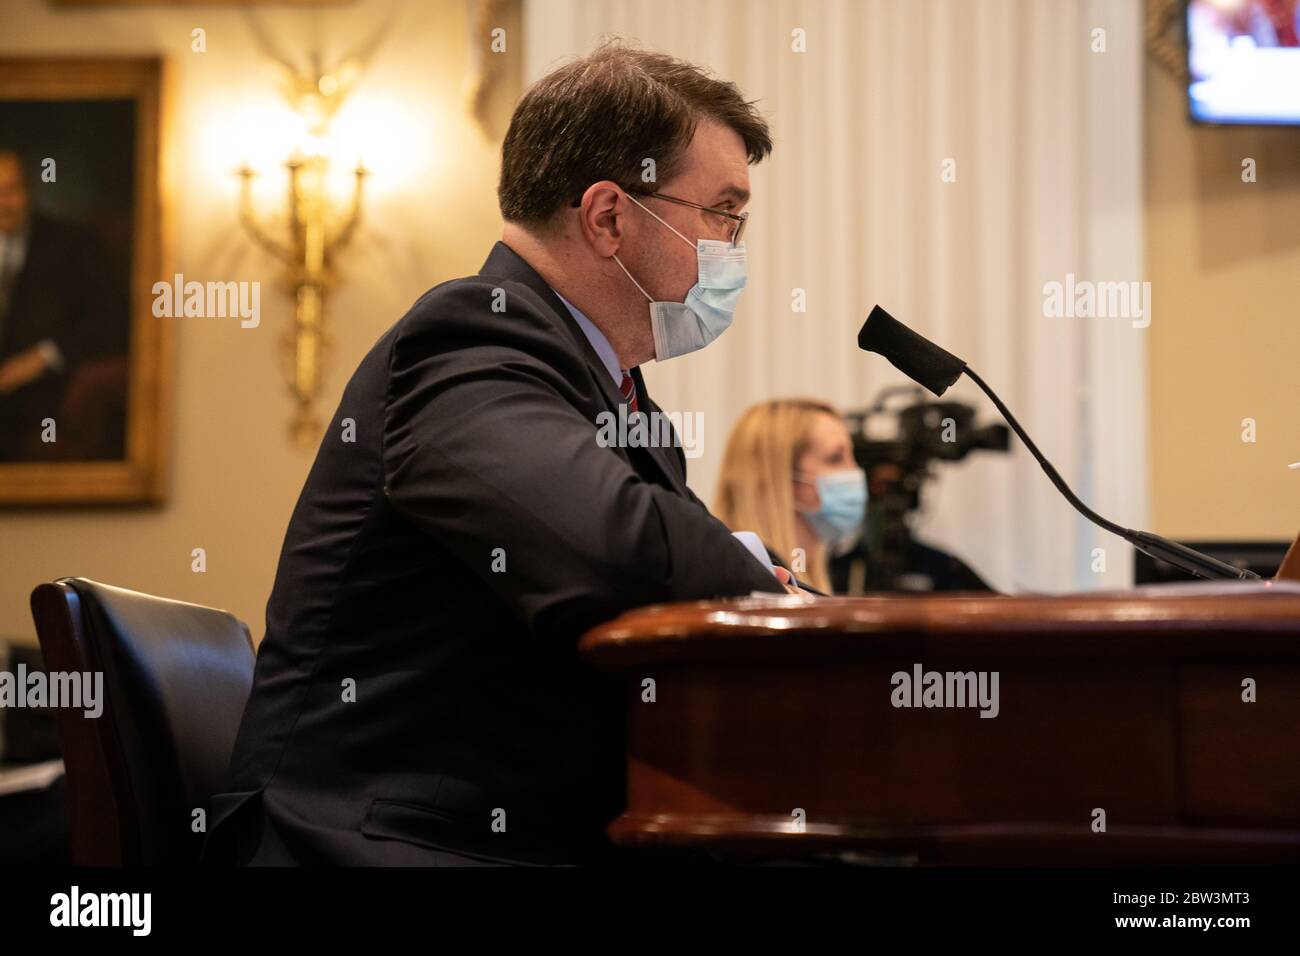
[0,58,169,505]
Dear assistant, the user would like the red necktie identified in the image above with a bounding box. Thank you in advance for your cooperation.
[619,370,639,413]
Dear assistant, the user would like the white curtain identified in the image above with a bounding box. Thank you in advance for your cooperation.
[523,0,1147,593]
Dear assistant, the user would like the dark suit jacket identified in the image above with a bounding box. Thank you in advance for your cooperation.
[202,241,786,866]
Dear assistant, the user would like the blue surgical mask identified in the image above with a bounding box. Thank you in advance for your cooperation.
[795,467,868,546]
[611,193,746,362]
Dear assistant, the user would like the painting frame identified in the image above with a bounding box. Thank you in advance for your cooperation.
[0,57,170,506]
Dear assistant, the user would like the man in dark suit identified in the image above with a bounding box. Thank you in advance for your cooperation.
[204,42,797,866]
[0,149,128,461]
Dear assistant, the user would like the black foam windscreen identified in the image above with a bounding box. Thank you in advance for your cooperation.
[857,305,968,397]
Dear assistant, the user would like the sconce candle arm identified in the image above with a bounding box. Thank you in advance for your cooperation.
[330,165,369,252]
[237,166,294,265]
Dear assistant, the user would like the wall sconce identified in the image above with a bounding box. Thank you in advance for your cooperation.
[237,56,368,448]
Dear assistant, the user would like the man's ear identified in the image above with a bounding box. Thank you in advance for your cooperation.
[578,180,628,257]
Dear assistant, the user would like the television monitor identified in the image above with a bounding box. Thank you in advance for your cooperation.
[1187,0,1300,125]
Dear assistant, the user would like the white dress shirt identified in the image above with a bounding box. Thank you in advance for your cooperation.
[551,289,624,387]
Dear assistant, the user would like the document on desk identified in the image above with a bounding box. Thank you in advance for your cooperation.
[0,758,64,797]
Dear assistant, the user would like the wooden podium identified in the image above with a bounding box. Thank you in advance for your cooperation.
[579,571,1300,864]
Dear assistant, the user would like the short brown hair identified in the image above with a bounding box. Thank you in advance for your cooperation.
[498,40,772,229]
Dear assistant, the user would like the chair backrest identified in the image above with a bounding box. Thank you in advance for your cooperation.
[29,578,255,865]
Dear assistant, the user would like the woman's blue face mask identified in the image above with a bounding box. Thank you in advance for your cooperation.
[794,466,868,545]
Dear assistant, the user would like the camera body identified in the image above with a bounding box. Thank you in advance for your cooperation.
[831,387,1008,593]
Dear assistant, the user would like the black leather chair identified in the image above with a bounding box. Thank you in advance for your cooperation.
[29,578,255,865]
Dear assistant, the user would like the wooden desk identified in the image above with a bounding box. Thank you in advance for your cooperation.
[580,581,1300,863]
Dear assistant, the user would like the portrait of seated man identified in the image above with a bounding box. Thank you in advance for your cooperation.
[0,147,130,463]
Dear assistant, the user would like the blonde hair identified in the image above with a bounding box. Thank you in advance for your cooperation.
[714,398,840,594]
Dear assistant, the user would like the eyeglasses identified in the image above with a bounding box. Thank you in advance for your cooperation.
[634,190,749,246]
[570,187,749,246]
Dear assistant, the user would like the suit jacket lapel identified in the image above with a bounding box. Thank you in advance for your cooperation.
[478,242,690,496]
[628,365,691,496]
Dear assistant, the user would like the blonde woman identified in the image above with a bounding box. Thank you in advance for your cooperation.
[715,399,867,595]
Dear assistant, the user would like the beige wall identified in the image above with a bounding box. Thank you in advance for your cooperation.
[0,0,514,645]
[1145,58,1300,542]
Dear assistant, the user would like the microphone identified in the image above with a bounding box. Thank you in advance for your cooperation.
[857,305,967,396]
[857,305,1260,582]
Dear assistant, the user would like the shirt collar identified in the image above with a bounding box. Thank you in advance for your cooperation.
[552,290,624,387]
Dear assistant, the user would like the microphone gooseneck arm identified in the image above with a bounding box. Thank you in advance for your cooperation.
[962,367,1127,540]
[856,305,1260,582]
[962,365,1259,582]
